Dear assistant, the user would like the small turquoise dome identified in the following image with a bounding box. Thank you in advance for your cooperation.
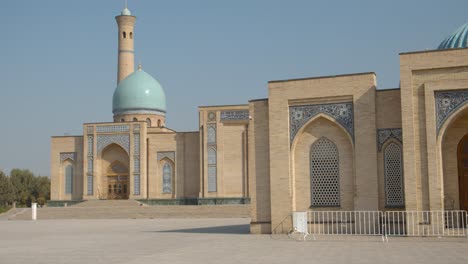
[121,8,131,16]
[113,69,166,115]
[438,23,468,50]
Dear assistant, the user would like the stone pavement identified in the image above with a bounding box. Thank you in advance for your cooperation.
[0,218,467,264]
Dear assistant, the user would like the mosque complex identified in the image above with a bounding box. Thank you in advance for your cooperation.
[50,5,468,234]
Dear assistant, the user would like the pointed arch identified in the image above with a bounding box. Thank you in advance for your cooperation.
[291,113,354,153]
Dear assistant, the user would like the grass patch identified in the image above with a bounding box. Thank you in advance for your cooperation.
[0,206,12,214]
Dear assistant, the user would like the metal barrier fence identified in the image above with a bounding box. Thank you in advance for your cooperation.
[291,210,468,241]
[384,210,467,237]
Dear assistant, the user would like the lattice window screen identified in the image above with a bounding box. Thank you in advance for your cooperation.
[208,166,217,192]
[310,137,340,207]
[384,142,404,207]
[65,165,73,194]
[162,163,172,193]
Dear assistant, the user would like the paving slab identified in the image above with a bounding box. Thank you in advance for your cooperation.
[0,218,467,264]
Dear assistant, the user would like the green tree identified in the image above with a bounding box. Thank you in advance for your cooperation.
[31,176,50,206]
[0,171,15,206]
[10,169,35,206]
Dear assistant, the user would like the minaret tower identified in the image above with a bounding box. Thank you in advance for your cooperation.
[115,3,136,83]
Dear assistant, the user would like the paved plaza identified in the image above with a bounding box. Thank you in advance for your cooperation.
[0,218,467,264]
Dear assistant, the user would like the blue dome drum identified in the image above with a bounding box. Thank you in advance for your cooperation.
[438,23,468,50]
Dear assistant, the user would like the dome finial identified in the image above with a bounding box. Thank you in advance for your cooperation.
[138,60,142,71]
[121,0,131,16]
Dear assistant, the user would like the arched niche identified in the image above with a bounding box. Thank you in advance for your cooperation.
[292,115,354,211]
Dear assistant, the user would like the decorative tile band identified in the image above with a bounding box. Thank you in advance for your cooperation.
[207,123,216,145]
[134,174,140,195]
[87,175,93,195]
[435,90,468,133]
[86,126,94,134]
[289,102,354,144]
[96,125,130,133]
[133,124,140,132]
[60,152,76,162]
[157,151,175,162]
[87,136,94,156]
[134,156,140,173]
[134,134,140,155]
[377,128,402,151]
[97,134,130,154]
[220,110,249,121]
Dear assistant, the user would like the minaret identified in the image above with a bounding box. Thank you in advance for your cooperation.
[115,4,136,83]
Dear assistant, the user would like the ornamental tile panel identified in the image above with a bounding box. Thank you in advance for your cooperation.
[207,124,216,144]
[377,128,402,151]
[96,125,130,133]
[157,151,175,162]
[435,90,468,133]
[289,102,354,144]
[97,134,130,154]
[220,110,249,121]
[60,152,76,162]
[207,112,217,122]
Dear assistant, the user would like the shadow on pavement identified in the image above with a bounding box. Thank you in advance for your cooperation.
[151,224,250,235]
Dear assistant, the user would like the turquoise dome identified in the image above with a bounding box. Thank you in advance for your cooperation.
[113,69,166,115]
[121,8,132,16]
[438,23,468,50]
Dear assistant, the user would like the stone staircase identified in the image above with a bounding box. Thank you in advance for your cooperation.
[6,200,250,220]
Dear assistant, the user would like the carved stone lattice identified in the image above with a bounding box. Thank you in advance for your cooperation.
[310,137,340,207]
[290,102,354,144]
[384,142,404,207]
[220,110,249,121]
[435,90,468,133]
[157,151,175,162]
[97,134,130,154]
[60,152,76,162]
[377,128,402,151]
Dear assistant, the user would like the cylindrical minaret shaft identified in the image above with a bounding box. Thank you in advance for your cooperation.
[116,11,136,83]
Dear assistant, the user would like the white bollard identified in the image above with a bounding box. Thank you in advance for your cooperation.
[31,203,37,221]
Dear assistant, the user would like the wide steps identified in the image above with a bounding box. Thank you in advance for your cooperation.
[7,202,250,220]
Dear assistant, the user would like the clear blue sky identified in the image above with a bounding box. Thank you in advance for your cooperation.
[1,0,467,176]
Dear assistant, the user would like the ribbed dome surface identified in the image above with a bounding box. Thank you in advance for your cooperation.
[438,23,468,50]
[113,69,166,115]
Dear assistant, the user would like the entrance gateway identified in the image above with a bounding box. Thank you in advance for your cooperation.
[107,162,129,200]
[459,134,468,211]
